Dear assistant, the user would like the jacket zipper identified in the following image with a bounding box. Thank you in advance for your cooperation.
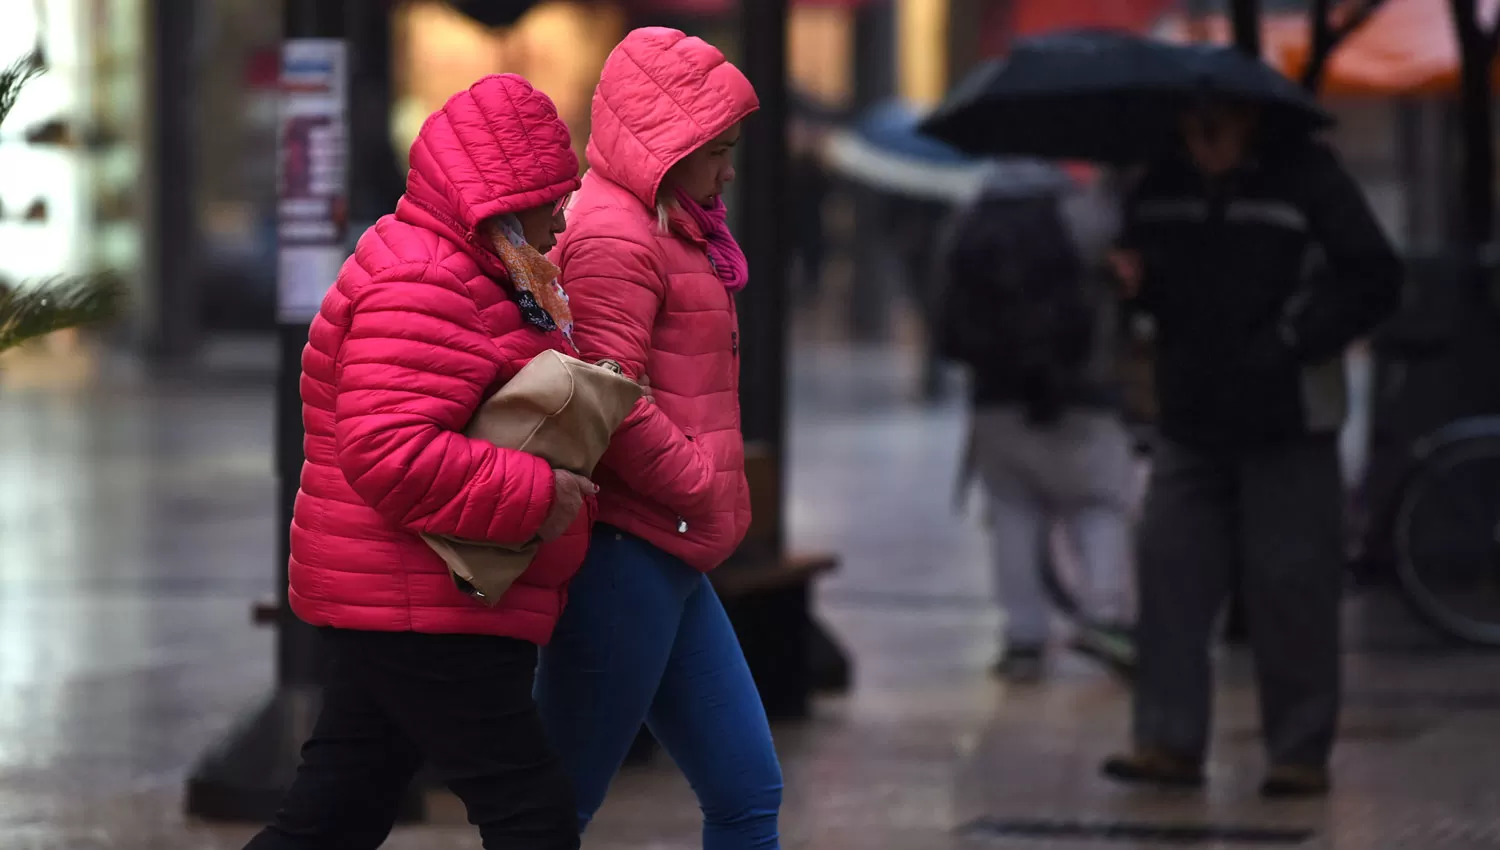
[729,298,741,425]
[678,432,695,533]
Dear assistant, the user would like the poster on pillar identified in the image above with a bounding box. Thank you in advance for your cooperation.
[277,39,349,324]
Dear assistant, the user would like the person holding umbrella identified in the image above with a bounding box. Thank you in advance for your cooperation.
[924,31,1403,797]
[1101,96,1401,798]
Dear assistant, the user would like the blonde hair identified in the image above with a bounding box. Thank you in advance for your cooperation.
[655,196,677,233]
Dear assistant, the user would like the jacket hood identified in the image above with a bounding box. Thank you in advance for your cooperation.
[586,28,759,209]
[404,74,581,241]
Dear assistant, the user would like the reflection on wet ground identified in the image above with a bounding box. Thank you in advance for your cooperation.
[2,340,1498,849]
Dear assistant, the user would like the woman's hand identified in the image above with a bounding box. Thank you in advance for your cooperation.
[638,374,655,404]
[537,470,598,542]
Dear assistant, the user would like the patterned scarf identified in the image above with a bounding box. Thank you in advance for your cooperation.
[489,215,574,343]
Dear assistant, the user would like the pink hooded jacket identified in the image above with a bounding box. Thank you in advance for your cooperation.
[552,28,759,571]
[289,75,591,644]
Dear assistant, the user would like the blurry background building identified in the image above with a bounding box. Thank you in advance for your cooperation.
[0,0,1481,362]
[1,0,1492,456]
[3,0,1500,843]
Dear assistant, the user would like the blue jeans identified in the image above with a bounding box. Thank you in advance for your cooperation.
[536,527,783,849]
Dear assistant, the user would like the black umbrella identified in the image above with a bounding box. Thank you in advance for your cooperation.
[446,0,537,28]
[918,29,1333,165]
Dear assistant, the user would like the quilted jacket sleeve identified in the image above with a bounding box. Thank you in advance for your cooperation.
[332,263,556,544]
[1283,143,1403,363]
[561,234,715,516]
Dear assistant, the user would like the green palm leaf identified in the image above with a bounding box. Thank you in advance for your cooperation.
[0,49,126,353]
[0,50,43,129]
[0,275,127,353]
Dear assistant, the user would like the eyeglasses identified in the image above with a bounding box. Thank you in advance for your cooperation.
[552,192,573,216]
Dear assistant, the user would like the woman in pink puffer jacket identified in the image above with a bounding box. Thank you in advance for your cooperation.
[535,27,782,850]
[245,75,592,850]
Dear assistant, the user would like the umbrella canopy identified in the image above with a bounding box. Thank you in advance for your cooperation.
[822,100,992,203]
[918,28,1333,164]
[854,101,977,165]
[445,0,537,28]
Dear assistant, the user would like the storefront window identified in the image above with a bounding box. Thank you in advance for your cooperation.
[83,0,145,287]
[0,0,143,301]
[789,4,854,107]
[897,0,947,106]
[393,1,628,165]
[0,1,93,284]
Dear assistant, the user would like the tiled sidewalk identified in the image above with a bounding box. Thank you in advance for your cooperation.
[2,342,1497,849]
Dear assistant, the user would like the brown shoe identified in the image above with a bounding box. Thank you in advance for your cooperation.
[1260,764,1330,798]
[1100,747,1205,789]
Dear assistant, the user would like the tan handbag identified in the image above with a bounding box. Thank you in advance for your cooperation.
[422,350,644,606]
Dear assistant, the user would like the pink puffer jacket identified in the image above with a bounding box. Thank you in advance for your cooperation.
[289,74,590,644]
[551,28,759,571]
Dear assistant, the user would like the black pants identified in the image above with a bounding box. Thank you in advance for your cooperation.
[245,628,579,850]
[1133,436,1344,768]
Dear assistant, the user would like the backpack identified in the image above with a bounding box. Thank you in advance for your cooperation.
[937,194,1095,426]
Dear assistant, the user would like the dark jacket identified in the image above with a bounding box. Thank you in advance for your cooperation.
[1123,140,1401,448]
[938,186,1121,417]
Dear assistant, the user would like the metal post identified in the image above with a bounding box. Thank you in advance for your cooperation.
[274,0,346,692]
[735,0,791,560]
[186,0,425,822]
[725,0,852,718]
[347,0,405,226]
[1230,0,1262,57]
[1452,0,1498,251]
[143,0,200,361]
[848,2,897,342]
[945,0,985,88]
[853,0,896,112]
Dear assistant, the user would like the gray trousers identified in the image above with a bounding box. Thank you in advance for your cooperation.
[972,407,1135,645]
[1133,435,1343,768]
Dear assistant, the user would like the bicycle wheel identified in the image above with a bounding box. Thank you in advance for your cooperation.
[1394,417,1500,646]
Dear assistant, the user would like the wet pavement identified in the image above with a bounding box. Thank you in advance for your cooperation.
[3,337,1500,849]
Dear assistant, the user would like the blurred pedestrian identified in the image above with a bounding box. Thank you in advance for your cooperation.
[939,162,1136,683]
[242,75,592,850]
[1101,100,1401,798]
[535,28,783,849]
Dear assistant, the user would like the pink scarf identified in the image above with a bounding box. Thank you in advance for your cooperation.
[674,188,749,292]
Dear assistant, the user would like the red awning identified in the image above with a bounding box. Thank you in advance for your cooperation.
[626,0,875,14]
[982,0,1176,57]
[1012,0,1177,37]
[1157,0,1500,96]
